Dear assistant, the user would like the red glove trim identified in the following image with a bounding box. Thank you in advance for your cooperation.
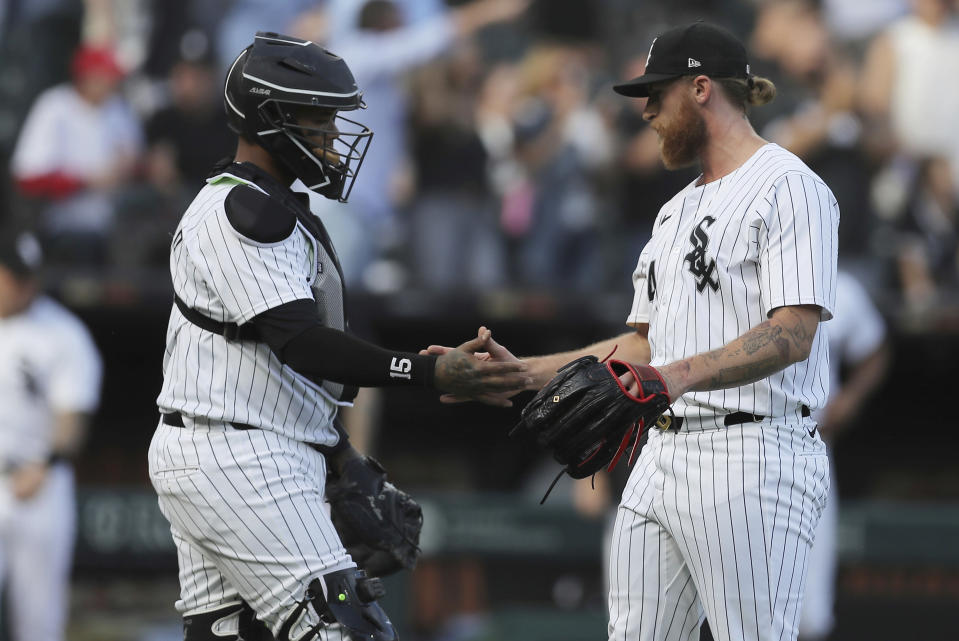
[605,359,668,403]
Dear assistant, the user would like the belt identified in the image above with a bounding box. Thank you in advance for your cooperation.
[655,405,810,433]
[161,412,256,431]
[160,412,337,455]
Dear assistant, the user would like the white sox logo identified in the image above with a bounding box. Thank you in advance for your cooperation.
[684,216,720,292]
[389,357,412,380]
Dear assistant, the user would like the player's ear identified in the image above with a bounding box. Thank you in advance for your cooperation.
[690,75,711,104]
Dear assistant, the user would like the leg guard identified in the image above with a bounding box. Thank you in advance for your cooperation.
[183,601,272,641]
[277,568,397,641]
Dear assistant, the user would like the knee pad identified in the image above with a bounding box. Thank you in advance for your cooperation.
[183,601,272,641]
[277,568,396,641]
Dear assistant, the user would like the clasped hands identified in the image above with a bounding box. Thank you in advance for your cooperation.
[424,327,666,407]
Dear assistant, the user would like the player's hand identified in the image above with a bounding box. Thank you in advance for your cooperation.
[431,327,532,407]
[11,461,49,501]
[422,326,528,406]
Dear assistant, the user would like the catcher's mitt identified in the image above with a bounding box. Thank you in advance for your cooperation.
[327,454,423,577]
[511,355,671,499]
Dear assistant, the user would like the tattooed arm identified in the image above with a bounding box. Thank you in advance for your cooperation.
[655,305,822,401]
[422,326,651,406]
[432,329,532,406]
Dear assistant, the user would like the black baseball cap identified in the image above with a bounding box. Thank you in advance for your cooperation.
[0,230,43,278]
[613,22,751,98]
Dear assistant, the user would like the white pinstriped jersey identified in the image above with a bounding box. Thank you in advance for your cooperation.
[0,296,102,465]
[156,170,348,446]
[627,143,839,420]
[0,296,101,641]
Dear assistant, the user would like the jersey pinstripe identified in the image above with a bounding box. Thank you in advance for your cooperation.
[0,295,102,641]
[149,421,353,638]
[627,144,839,421]
[607,143,834,641]
[0,296,102,464]
[151,166,357,638]
[156,172,348,446]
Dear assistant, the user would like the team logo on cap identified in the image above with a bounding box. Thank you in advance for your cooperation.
[688,58,701,68]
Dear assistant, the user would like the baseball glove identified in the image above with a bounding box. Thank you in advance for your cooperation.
[327,454,423,577]
[511,355,671,498]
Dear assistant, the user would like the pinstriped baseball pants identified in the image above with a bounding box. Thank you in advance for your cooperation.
[607,421,829,641]
[148,420,354,640]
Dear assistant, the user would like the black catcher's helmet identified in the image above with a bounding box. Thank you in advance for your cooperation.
[224,32,373,201]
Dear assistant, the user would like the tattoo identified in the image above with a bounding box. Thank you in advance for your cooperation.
[434,350,523,396]
[706,354,785,389]
[783,308,815,352]
[742,321,790,361]
[693,318,797,392]
[434,350,478,395]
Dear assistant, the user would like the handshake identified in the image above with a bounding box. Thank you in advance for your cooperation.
[423,327,674,487]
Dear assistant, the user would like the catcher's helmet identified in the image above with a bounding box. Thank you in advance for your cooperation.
[224,32,373,201]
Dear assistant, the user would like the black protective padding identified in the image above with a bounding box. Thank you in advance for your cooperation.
[183,601,271,641]
[224,184,297,243]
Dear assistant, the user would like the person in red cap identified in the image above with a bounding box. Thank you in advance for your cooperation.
[10,44,143,265]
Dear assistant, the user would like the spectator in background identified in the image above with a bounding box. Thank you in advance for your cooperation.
[0,228,103,641]
[11,45,142,266]
[860,0,959,181]
[326,0,446,39]
[821,0,907,45]
[144,53,232,192]
[109,50,234,269]
[500,97,602,290]
[895,155,959,314]
[325,0,529,288]
[406,42,507,290]
[518,45,614,173]
[215,0,318,70]
[756,0,876,266]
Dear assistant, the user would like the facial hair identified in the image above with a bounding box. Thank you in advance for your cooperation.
[657,93,707,170]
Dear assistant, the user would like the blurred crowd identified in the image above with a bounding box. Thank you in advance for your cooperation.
[1,0,959,325]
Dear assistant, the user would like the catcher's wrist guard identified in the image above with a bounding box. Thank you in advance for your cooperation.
[511,355,672,502]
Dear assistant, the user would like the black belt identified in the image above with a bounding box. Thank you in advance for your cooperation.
[161,412,341,456]
[161,412,256,431]
[656,405,810,432]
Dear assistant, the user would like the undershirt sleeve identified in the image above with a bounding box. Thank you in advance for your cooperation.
[252,299,436,387]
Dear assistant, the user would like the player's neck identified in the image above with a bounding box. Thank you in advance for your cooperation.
[697,115,767,185]
[234,139,295,187]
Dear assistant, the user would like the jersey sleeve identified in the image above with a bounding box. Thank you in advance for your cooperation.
[47,315,103,413]
[758,173,839,320]
[190,202,316,324]
[626,246,653,327]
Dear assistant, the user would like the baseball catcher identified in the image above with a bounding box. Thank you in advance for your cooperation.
[512,355,672,501]
[326,445,423,577]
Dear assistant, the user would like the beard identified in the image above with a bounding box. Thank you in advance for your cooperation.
[657,94,707,170]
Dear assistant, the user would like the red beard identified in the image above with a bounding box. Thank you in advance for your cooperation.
[657,93,707,170]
